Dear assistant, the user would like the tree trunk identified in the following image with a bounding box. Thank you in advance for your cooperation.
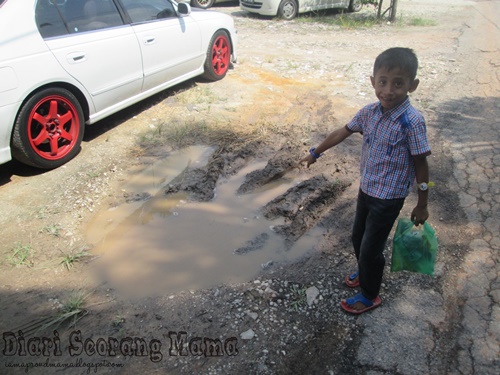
[390,0,399,22]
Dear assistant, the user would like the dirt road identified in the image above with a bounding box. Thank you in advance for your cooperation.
[1,0,499,374]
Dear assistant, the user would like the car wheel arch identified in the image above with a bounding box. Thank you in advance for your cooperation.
[20,83,91,125]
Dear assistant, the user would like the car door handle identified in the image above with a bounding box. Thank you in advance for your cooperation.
[144,37,156,45]
[67,52,87,64]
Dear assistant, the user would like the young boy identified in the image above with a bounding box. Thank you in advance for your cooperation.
[300,47,431,314]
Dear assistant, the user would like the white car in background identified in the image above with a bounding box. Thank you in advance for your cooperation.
[185,0,236,10]
[0,0,237,169]
[240,0,362,20]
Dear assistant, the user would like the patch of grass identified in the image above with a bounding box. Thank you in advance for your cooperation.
[38,291,114,334]
[35,206,49,219]
[333,12,380,28]
[42,224,63,237]
[86,170,100,178]
[405,17,437,27]
[137,91,319,155]
[165,120,210,145]
[112,314,126,328]
[63,292,86,312]
[286,61,301,70]
[59,249,92,270]
[289,284,307,312]
[297,10,381,29]
[296,7,436,29]
[8,243,33,267]
[40,292,88,331]
[176,85,226,106]
[140,114,316,154]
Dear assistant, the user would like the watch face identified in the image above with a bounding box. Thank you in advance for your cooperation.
[419,183,428,191]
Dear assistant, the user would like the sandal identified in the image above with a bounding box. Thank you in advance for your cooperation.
[340,293,382,315]
[344,271,360,288]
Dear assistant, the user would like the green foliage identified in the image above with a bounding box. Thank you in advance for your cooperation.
[42,224,62,237]
[59,249,92,270]
[298,11,381,28]
[406,17,437,26]
[289,284,307,311]
[113,315,126,328]
[39,292,88,332]
[8,243,33,267]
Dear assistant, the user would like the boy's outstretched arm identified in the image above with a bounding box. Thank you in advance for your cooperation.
[299,126,353,167]
[411,155,430,226]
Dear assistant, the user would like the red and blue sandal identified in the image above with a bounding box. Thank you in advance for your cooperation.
[344,271,360,288]
[341,293,382,315]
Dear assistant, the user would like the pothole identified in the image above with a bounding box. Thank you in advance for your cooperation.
[85,146,342,298]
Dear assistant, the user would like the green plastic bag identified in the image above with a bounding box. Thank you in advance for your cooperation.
[391,218,438,275]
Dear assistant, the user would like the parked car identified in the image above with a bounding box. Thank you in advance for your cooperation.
[0,0,237,169]
[184,0,236,10]
[240,0,362,20]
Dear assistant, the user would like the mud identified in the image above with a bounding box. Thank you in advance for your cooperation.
[1,1,494,374]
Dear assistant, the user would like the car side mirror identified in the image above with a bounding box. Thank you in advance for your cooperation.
[177,2,191,15]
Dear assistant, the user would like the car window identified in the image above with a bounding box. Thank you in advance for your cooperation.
[121,0,177,23]
[36,0,124,38]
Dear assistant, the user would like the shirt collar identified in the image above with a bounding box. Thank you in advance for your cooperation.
[377,96,411,120]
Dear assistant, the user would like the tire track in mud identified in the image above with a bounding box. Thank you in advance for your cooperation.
[262,175,350,247]
[165,143,350,253]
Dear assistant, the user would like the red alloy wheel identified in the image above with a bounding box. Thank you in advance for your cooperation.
[211,34,230,77]
[27,94,81,160]
[12,87,84,169]
[202,30,231,81]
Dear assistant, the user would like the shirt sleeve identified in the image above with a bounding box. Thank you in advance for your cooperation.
[407,112,431,157]
[346,104,373,133]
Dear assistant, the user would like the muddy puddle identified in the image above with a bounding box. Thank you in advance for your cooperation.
[86,146,320,298]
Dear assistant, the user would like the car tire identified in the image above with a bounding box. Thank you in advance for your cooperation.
[201,30,231,81]
[11,87,84,169]
[349,0,363,12]
[278,0,298,20]
[191,0,214,9]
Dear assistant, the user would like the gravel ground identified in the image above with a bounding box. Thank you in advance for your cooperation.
[1,0,499,374]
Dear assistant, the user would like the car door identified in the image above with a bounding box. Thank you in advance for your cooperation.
[320,0,344,10]
[36,0,144,116]
[122,0,204,93]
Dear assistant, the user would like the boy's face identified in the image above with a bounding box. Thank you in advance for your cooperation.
[370,67,419,111]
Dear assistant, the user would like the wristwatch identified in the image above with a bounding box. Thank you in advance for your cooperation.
[418,182,428,191]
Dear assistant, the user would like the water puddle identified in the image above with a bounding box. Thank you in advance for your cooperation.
[87,146,319,297]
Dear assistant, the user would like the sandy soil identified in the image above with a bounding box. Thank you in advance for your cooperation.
[0,0,493,374]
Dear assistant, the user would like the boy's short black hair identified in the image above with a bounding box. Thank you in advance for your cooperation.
[373,47,419,81]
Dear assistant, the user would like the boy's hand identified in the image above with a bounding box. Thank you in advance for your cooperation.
[299,154,317,168]
[411,206,429,226]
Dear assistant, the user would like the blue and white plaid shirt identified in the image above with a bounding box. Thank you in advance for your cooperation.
[346,97,431,199]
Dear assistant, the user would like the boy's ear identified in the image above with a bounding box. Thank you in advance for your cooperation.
[409,78,420,93]
[370,76,375,88]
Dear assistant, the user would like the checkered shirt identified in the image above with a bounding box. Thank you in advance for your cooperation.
[346,97,431,199]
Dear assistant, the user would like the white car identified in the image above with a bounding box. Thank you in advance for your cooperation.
[184,0,236,10]
[0,0,237,169]
[240,0,362,20]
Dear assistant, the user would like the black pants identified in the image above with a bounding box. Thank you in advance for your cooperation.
[352,189,405,300]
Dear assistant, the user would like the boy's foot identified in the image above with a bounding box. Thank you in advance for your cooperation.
[344,271,360,288]
[340,293,382,315]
